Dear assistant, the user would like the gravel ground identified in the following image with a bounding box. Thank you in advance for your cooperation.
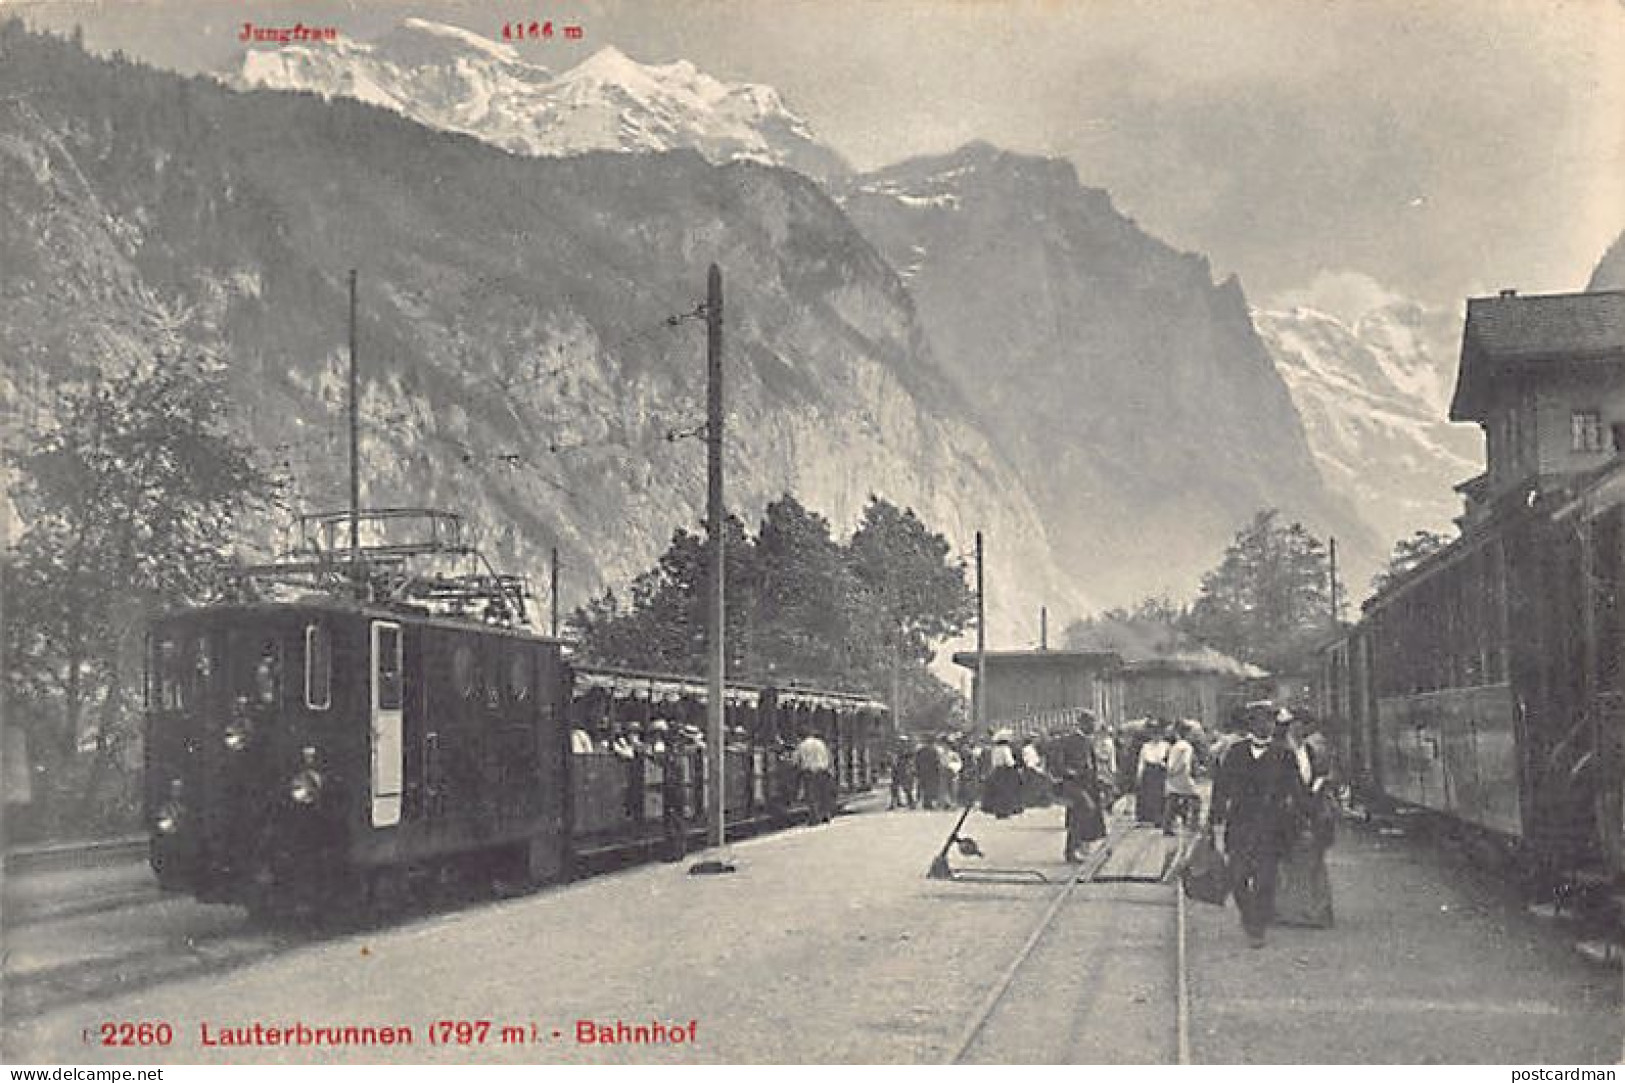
[4,804,1112,1064]
[6,802,1614,1065]
[1185,821,1622,1064]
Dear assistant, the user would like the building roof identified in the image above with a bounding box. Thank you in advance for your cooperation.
[1124,654,1268,680]
[950,648,1121,670]
[1450,289,1625,421]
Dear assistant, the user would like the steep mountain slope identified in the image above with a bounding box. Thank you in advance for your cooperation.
[220,19,1386,606]
[0,25,1079,649]
[1254,303,1481,553]
[228,20,848,181]
[840,143,1381,602]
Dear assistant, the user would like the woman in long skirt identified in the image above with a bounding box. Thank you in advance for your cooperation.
[1018,738,1051,809]
[1275,718,1335,927]
[982,732,1022,818]
[1135,725,1170,825]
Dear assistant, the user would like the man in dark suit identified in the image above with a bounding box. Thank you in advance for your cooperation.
[1209,703,1302,947]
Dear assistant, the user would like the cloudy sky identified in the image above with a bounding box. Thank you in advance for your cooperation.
[12,0,1624,314]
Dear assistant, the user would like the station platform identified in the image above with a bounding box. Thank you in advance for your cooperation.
[3,797,1619,1064]
[1185,815,1622,1064]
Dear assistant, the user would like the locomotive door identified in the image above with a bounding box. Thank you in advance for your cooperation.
[370,621,405,828]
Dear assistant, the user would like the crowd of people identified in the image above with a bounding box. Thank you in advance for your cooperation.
[884,716,1125,860]
[881,703,1340,949]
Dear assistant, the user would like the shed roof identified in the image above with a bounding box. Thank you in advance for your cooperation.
[1450,290,1625,421]
[950,648,1121,670]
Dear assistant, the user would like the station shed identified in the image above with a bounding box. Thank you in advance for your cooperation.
[950,648,1123,737]
[1120,655,1256,732]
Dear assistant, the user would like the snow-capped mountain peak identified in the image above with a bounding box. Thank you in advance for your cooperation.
[1254,287,1481,554]
[375,18,526,66]
[226,22,848,179]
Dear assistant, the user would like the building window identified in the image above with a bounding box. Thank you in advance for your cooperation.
[1572,411,1608,452]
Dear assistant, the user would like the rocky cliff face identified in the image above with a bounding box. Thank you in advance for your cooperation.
[839,143,1381,602]
[0,26,1083,649]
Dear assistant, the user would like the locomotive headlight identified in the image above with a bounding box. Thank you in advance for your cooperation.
[154,803,182,835]
[289,768,323,806]
[223,718,252,752]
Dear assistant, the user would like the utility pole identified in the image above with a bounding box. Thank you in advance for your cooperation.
[1040,606,1048,650]
[1328,536,1340,629]
[975,531,986,734]
[347,269,361,592]
[705,264,726,851]
[550,546,560,638]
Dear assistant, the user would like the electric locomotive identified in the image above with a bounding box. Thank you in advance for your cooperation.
[146,509,568,912]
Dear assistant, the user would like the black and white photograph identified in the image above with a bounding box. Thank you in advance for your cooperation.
[1,0,1622,1067]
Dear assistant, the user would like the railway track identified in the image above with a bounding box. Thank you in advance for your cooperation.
[4,836,148,874]
[946,815,1194,1064]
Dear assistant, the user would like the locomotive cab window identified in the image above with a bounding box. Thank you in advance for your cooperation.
[376,624,404,711]
[305,623,332,711]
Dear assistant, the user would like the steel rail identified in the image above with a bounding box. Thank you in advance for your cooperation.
[946,818,1194,1066]
[4,836,147,873]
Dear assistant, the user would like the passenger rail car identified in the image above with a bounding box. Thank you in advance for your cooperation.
[565,666,884,858]
[1318,486,1625,885]
[145,602,887,914]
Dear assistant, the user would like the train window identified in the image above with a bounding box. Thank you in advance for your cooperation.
[453,642,478,699]
[154,638,181,710]
[1572,411,1608,453]
[376,625,404,711]
[508,648,532,702]
[305,624,332,711]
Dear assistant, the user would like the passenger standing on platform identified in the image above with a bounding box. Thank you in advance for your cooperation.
[943,739,963,806]
[1163,721,1200,835]
[1209,704,1302,947]
[915,738,944,810]
[962,741,986,806]
[982,730,1022,818]
[1093,726,1119,809]
[1274,713,1336,928]
[1018,737,1050,808]
[890,737,917,809]
[792,728,835,824]
[1059,766,1107,862]
[1136,724,1170,824]
[660,723,689,862]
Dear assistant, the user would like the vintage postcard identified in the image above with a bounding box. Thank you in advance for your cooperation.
[2,0,1622,1068]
